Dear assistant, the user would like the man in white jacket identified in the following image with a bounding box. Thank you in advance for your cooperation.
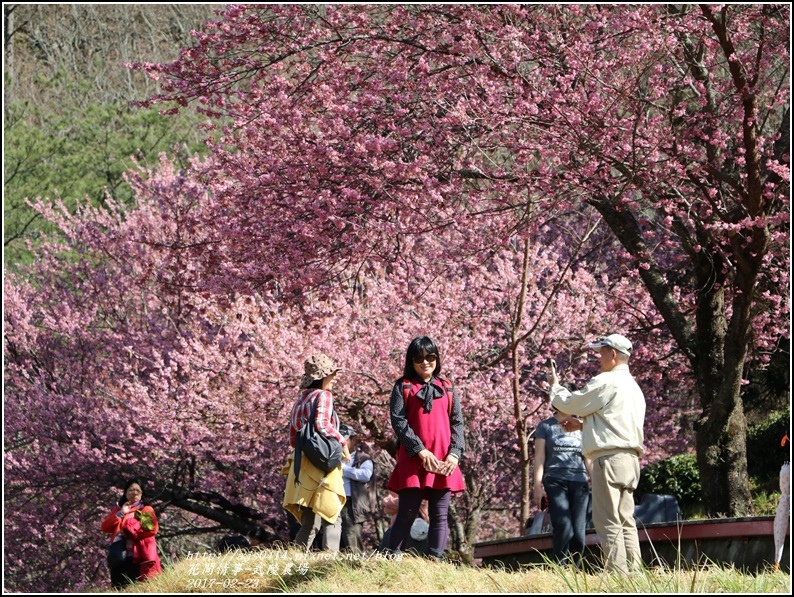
[548,334,646,573]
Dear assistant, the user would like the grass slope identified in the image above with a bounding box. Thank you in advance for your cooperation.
[105,547,792,594]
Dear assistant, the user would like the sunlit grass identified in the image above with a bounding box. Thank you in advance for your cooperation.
[104,546,791,594]
[749,489,784,516]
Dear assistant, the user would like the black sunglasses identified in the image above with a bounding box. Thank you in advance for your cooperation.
[412,353,438,364]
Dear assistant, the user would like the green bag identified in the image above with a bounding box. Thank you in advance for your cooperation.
[135,509,155,531]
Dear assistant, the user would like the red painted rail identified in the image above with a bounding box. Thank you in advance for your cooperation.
[474,516,788,566]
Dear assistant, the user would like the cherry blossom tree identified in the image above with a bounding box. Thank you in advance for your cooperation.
[4,152,691,589]
[133,3,789,516]
[4,3,788,592]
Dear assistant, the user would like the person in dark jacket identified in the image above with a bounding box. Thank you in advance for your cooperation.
[339,423,376,552]
[216,526,268,552]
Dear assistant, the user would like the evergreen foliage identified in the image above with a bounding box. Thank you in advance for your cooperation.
[3,4,219,266]
[4,98,208,265]
[638,454,702,507]
[746,409,791,486]
[639,410,790,508]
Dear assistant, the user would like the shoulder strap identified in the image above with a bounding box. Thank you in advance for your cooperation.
[307,389,324,423]
[294,390,323,482]
[304,392,316,426]
[439,377,454,416]
[402,378,412,403]
[309,389,339,433]
[404,377,455,416]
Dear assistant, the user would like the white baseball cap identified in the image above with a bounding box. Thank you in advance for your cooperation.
[587,333,633,355]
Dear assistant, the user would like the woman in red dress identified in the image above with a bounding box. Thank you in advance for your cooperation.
[387,336,465,559]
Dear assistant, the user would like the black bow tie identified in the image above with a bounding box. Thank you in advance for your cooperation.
[417,379,444,413]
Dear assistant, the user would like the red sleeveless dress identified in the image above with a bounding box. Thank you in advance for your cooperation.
[387,378,466,494]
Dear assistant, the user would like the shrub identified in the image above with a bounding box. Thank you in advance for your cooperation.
[637,453,701,505]
[746,409,790,486]
[638,409,790,512]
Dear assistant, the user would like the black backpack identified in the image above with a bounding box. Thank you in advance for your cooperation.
[294,392,343,480]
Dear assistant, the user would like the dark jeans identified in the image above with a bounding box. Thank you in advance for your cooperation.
[544,476,591,567]
[109,559,140,588]
[388,488,451,558]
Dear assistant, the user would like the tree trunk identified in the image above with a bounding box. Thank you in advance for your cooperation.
[695,393,751,516]
[590,197,755,517]
[690,254,752,516]
[511,239,533,531]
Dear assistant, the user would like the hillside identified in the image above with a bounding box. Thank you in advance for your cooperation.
[3,4,223,265]
[99,547,791,594]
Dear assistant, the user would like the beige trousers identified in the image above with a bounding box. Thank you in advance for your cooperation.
[591,452,642,572]
[295,506,342,552]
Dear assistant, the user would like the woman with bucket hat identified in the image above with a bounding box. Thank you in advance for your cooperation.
[283,353,348,551]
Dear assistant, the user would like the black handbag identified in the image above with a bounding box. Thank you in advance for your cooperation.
[294,393,343,478]
[106,539,127,568]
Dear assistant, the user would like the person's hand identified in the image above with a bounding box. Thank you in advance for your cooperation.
[342,444,351,462]
[120,502,133,515]
[419,499,430,522]
[438,454,459,476]
[560,416,583,432]
[382,494,399,516]
[533,484,546,510]
[546,369,559,387]
[418,449,442,473]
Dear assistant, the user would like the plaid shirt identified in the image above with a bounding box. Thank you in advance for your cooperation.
[290,388,342,447]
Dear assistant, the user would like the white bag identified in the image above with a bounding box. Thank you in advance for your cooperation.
[410,517,429,541]
[527,508,553,535]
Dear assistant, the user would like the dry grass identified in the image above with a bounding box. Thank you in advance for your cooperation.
[109,547,791,594]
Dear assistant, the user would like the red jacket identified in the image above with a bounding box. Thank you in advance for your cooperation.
[101,503,162,580]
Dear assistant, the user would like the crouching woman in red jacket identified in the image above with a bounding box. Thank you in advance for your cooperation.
[101,478,163,588]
